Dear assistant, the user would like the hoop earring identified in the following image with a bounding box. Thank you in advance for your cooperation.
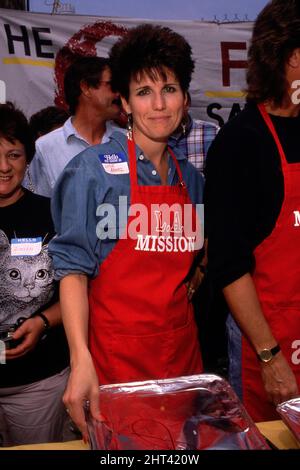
[127,113,133,140]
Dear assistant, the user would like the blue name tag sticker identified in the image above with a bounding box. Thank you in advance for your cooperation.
[11,237,42,257]
[99,152,129,174]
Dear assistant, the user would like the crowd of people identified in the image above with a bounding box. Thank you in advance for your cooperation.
[0,0,299,447]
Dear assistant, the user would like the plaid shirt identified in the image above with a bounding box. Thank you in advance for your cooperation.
[169,115,219,177]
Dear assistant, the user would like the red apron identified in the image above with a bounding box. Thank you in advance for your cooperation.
[242,103,300,422]
[89,137,202,385]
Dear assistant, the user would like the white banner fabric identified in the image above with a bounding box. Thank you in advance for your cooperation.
[0,8,253,125]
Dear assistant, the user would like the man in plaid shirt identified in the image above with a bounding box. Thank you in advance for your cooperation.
[169,113,219,177]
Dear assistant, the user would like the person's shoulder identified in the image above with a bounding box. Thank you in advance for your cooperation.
[24,188,50,203]
[35,124,66,147]
[186,161,204,190]
[172,146,203,180]
[63,131,128,172]
[215,102,264,141]
[22,189,51,211]
[170,144,186,162]
[34,125,67,160]
[185,158,204,183]
[205,103,266,177]
[191,118,220,132]
[106,121,127,135]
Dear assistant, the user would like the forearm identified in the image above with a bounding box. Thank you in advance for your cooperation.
[59,274,100,439]
[224,273,299,405]
[223,273,278,352]
[60,273,90,363]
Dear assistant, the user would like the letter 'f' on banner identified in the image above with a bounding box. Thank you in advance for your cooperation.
[0,80,6,103]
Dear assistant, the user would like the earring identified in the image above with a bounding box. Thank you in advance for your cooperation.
[181,119,187,136]
[127,113,133,140]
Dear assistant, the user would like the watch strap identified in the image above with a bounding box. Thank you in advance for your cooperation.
[34,312,50,331]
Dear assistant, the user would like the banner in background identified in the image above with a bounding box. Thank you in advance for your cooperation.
[0,8,253,125]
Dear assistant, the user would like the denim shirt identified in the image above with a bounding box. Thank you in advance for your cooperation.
[49,131,204,280]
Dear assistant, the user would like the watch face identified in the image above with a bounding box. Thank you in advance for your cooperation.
[259,349,273,362]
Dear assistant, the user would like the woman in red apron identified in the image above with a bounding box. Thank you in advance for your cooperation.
[50,24,204,441]
[206,0,300,423]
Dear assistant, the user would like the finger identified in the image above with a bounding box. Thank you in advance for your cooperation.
[186,284,195,300]
[66,402,88,440]
[5,345,28,359]
[5,338,29,357]
[270,390,282,406]
[269,386,288,406]
[12,325,27,339]
[89,390,101,422]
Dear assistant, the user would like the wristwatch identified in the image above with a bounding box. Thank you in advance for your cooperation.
[257,344,281,363]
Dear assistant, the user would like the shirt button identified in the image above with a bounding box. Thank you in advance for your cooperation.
[139,154,144,160]
[152,170,157,176]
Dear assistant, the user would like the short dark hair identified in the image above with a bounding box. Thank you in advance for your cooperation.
[109,24,194,101]
[246,0,300,105]
[29,106,69,142]
[0,102,34,163]
[64,56,110,114]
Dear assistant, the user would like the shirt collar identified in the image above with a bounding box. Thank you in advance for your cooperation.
[110,131,186,161]
[63,117,116,143]
[63,117,78,140]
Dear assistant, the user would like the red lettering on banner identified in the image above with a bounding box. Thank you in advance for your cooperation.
[221,41,247,87]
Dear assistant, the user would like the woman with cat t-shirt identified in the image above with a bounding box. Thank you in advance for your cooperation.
[0,103,69,446]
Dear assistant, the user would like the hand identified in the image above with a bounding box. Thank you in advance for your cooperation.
[63,352,102,443]
[261,351,299,406]
[5,316,45,360]
[186,266,205,301]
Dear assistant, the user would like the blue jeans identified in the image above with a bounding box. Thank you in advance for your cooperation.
[226,314,242,400]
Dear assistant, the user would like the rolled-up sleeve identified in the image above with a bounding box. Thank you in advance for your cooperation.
[49,157,103,280]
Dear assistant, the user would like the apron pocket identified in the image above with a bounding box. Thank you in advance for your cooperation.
[110,317,202,384]
[111,330,169,383]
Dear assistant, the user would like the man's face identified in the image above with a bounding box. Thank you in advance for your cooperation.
[89,67,121,120]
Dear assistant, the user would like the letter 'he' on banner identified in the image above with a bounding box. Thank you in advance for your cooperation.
[0,80,6,103]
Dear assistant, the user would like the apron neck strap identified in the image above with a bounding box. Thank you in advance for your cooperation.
[168,146,186,187]
[127,136,186,187]
[257,103,288,168]
[127,137,138,186]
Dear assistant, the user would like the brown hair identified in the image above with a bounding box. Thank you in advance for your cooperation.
[109,24,194,101]
[0,103,34,163]
[246,0,300,105]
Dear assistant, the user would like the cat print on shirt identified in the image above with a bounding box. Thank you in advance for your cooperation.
[0,230,55,324]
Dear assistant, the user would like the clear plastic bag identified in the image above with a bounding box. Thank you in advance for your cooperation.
[277,398,300,445]
[86,374,269,450]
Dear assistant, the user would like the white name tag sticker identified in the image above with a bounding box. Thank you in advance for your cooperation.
[99,152,129,175]
[11,237,42,257]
